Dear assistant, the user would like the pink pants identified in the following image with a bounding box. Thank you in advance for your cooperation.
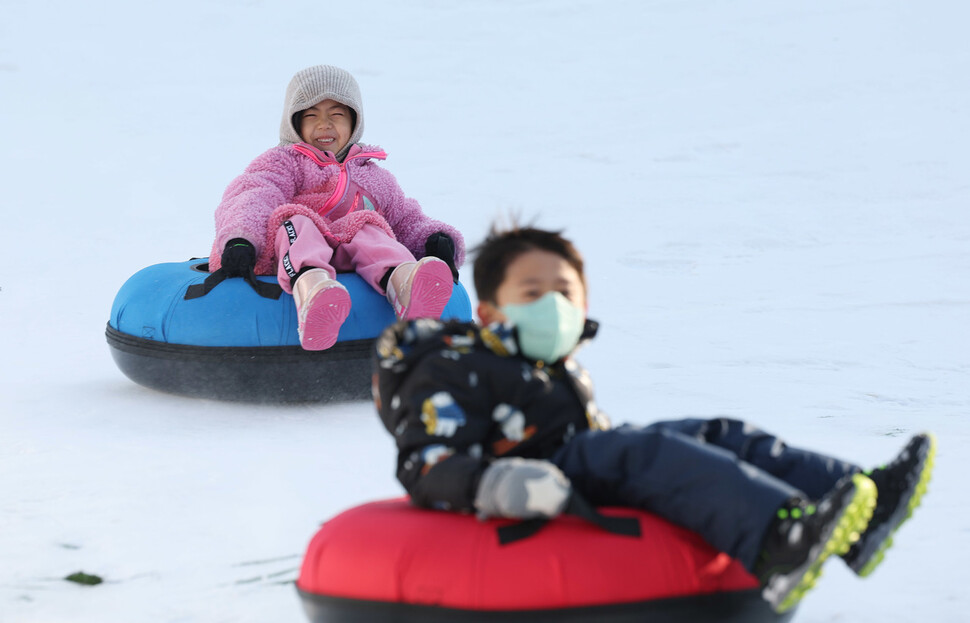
[275,215,414,294]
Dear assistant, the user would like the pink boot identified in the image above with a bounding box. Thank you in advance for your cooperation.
[386,257,454,320]
[292,269,352,350]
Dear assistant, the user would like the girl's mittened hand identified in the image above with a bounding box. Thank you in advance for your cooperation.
[474,458,572,519]
[424,232,459,282]
[221,238,256,277]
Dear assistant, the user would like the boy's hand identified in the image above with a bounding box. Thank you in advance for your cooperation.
[424,232,459,282]
[475,458,571,519]
[221,238,256,277]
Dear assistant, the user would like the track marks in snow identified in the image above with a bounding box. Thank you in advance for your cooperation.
[229,554,301,587]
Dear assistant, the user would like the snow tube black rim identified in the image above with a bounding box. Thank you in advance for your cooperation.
[106,324,374,403]
[296,588,796,623]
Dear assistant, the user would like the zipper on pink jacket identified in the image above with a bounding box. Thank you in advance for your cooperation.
[291,143,387,216]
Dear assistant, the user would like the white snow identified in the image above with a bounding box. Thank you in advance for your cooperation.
[1,1,968,621]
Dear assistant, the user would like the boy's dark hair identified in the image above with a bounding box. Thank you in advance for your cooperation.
[473,225,586,304]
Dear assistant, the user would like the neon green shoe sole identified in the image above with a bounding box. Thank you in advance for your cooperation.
[854,433,936,578]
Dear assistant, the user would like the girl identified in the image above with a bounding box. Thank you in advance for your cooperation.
[208,64,464,350]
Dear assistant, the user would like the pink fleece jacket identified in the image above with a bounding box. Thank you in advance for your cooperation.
[208,143,465,276]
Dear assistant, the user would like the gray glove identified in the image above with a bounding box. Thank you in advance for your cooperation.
[474,458,572,519]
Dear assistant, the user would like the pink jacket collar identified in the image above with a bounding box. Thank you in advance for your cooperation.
[291,143,387,166]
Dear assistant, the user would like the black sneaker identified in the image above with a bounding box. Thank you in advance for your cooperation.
[842,432,936,577]
[756,473,877,613]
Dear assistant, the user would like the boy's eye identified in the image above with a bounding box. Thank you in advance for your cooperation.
[303,113,317,119]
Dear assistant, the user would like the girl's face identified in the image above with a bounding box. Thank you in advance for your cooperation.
[299,99,354,154]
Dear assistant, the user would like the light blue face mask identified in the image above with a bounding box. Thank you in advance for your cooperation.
[501,291,586,363]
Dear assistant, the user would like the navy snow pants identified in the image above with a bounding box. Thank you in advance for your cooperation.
[550,418,859,571]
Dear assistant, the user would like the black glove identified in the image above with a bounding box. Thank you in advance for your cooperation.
[221,238,256,277]
[424,232,459,282]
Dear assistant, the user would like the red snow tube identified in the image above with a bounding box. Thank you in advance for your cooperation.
[296,498,796,623]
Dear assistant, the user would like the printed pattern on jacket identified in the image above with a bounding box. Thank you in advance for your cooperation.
[373,318,609,512]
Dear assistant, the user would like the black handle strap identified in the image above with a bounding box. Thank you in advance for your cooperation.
[496,492,642,545]
[497,517,547,545]
[184,268,283,301]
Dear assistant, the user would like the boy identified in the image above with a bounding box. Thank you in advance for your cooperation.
[373,225,935,613]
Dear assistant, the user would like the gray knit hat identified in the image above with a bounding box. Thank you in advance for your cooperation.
[279,65,364,160]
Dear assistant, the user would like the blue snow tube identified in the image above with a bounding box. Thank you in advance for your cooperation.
[105,258,473,402]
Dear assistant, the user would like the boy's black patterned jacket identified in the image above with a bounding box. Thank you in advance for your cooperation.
[373,318,609,512]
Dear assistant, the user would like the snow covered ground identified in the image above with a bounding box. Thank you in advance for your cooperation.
[1,0,968,621]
